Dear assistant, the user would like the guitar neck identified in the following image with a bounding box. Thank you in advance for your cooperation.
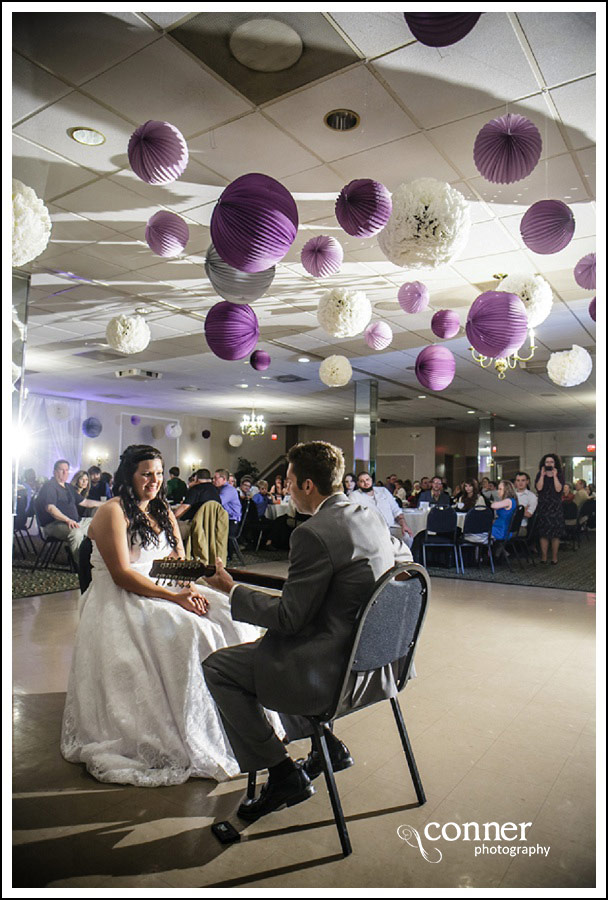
[225,568,286,591]
[150,557,285,591]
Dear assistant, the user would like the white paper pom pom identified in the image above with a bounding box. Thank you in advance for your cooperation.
[546,345,593,387]
[165,423,182,438]
[378,177,470,269]
[229,434,243,447]
[12,179,52,267]
[317,287,372,337]
[319,355,352,387]
[106,315,151,354]
[500,273,553,328]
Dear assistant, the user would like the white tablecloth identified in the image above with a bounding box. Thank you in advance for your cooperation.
[403,509,467,537]
[265,502,290,521]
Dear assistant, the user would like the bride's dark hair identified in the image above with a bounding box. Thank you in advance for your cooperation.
[113,444,177,550]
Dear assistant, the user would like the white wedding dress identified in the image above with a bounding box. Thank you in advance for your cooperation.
[61,533,282,787]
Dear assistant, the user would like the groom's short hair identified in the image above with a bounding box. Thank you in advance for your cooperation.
[287,442,345,497]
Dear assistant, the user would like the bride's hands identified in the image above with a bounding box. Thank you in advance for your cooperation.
[173,583,209,617]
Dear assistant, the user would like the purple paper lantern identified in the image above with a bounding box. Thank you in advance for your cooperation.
[364,321,393,351]
[250,349,271,371]
[145,211,189,257]
[210,173,298,273]
[335,179,393,238]
[82,417,102,438]
[520,200,575,254]
[404,13,482,47]
[398,281,430,314]
[202,429,211,439]
[130,415,141,426]
[474,113,542,184]
[301,235,343,277]
[128,120,188,185]
[204,301,259,361]
[574,253,596,290]
[415,345,456,392]
[466,291,528,358]
[589,297,596,322]
[431,309,461,340]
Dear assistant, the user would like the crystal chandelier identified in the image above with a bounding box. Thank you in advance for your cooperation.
[240,409,266,436]
[469,274,536,379]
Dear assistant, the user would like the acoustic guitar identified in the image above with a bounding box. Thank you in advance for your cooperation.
[149,557,286,591]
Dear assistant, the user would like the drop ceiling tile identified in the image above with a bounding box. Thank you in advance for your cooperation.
[13,135,97,203]
[265,65,418,163]
[517,12,596,86]
[53,178,161,231]
[328,12,410,59]
[458,219,519,260]
[142,12,193,29]
[188,112,319,182]
[79,236,158,272]
[452,249,537,282]
[575,148,596,200]
[331,132,459,190]
[40,249,131,282]
[468,152,589,212]
[83,37,252,138]
[12,52,72,124]
[12,12,158,85]
[523,235,597,275]
[550,76,596,150]
[14,91,132,175]
[275,166,346,224]
[137,260,207,292]
[102,273,175,296]
[374,13,540,129]
[109,165,226,215]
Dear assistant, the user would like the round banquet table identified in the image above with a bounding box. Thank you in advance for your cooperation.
[403,509,467,537]
[265,501,291,521]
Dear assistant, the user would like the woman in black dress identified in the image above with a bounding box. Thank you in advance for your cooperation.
[534,453,565,564]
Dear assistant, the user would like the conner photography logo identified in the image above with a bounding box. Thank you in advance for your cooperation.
[397,821,551,863]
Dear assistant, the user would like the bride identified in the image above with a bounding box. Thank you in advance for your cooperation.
[60,444,282,787]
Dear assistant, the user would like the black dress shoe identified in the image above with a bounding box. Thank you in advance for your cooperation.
[297,740,354,781]
[237,768,314,821]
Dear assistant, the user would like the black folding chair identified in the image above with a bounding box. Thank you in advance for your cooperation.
[245,562,430,857]
[510,510,538,565]
[422,507,460,573]
[228,500,249,565]
[562,500,580,550]
[13,489,37,559]
[458,508,495,573]
[32,511,76,572]
[492,505,525,570]
[577,499,595,542]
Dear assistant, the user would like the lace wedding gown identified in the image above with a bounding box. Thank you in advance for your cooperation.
[61,533,282,786]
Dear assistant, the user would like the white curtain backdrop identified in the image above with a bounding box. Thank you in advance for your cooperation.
[21,394,87,480]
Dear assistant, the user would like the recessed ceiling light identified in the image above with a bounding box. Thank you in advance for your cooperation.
[260,376,270,380]
[298,356,311,363]
[418,395,427,399]
[509,423,516,427]
[324,109,360,131]
[135,306,153,315]
[68,126,106,146]
[236,383,249,388]
[467,410,476,414]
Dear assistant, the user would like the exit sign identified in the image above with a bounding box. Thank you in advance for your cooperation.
[587,444,596,453]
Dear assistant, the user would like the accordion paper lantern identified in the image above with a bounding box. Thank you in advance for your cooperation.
[205,243,275,303]
[210,173,298,273]
[589,297,596,322]
[364,321,393,351]
[301,235,343,277]
[204,301,259,361]
[165,423,182,439]
[319,355,352,387]
[466,291,528,358]
[473,113,542,184]
[574,253,596,290]
[520,200,575,254]
[335,179,392,238]
[431,310,461,339]
[404,12,482,47]
[128,120,189,185]
[398,281,430,314]
[145,211,189,257]
[202,429,211,439]
[130,415,141,426]
[82,417,102,438]
[415,345,456,391]
[250,349,271,371]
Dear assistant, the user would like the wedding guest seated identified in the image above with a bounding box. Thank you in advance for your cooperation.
[481,478,499,502]
[87,466,112,502]
[441,478,452,497]
[418,476,451,508]
[101,472,114,495]
[406,480,422,507]
[213,468,242,548]
[35,460,93,562]
[573,479,590,507]
[70,470,104,519]
[561,483,577,503]
[269,474,288,502]
[587,483,596,499]
[252,480,272,518]
[351,472,413,545]
[166,466,187,503]
[238,475,259,498]
[228,474,237,487]
[343,472,356,496]
[173,468,221,542]
[490,480,517,542]
[455,478,488,511]
[385,474,398,494]
[394,480,408,505]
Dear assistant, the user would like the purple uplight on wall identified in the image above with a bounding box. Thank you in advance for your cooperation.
[300,235,343,277]
[204,301,259,361]
[415,345,456,391]
[466,291,528,358]
[335,179,392,238]
[574,253,596,290]
[473,113,542,184]
[520,200,575,254]
[145,211,189,257]
[250,349,271,371]
[431,309,461,339]
[398,281,430,314]
[128,120,188,185]
[210,173,298,273]
[404,12,482,47]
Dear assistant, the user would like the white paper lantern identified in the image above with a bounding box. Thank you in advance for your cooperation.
[499,273,553,328]
[12,179,52,267]
[106,315,151,354]
[165,423,182,439]
[319,355,352,387]
[378,177,470,269]
[317,287,372,338]
[546,345,593,387]
[228,434,243,448]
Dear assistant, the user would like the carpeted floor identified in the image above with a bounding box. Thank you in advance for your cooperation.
[12,537,595,599]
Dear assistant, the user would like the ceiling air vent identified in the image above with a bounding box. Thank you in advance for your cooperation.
[115,369,162,380]
[274,374,308,383]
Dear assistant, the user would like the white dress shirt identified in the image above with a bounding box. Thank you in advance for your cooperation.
[351,487,403,529]
[516,488,537,526]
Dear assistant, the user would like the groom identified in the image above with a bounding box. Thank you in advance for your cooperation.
[203,440,411,821]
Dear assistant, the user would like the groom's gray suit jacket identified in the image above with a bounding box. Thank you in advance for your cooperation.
[230,492,396,716]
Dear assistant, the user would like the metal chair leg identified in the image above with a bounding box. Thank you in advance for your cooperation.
[312,721,352,857]
[390,697,426,805]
